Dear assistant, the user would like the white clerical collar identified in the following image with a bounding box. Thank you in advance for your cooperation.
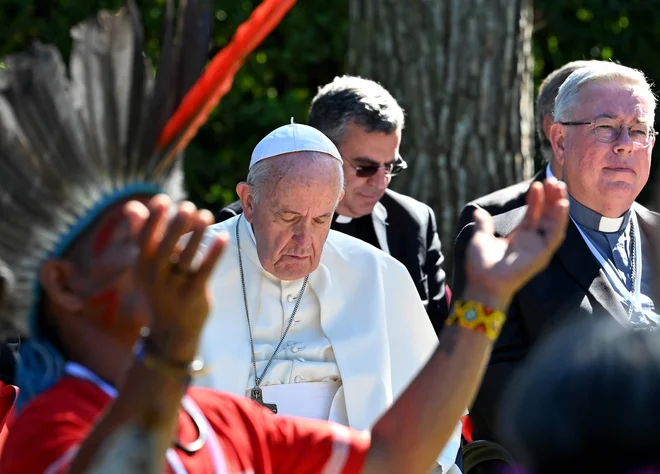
[334,202,388,225]
[568,194,630,233]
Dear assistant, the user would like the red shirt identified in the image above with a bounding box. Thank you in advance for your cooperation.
[0,382,17,453]
[0,377,370,473]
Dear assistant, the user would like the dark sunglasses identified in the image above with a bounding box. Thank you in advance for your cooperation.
[348,156,408,178]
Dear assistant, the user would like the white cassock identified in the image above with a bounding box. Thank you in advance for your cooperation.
[194,215,462,472]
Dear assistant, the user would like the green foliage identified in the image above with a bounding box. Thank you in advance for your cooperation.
[2,0,660,208]
[0,0,348,214]
[182,1,349,212]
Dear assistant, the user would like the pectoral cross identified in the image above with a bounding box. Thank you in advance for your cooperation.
[250,387,278,414]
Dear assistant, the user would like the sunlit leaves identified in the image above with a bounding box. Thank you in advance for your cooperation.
[576,8,593,21]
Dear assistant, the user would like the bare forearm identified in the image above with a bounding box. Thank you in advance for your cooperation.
[363,288,507,474]
[67,362,186,474]
[68,333,199,474]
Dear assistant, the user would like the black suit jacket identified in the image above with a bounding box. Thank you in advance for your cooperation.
[454,168,547,241]
[216,200,243,222]
[0,337,20,385]
[216,189,450,332]
[453,195,660,446]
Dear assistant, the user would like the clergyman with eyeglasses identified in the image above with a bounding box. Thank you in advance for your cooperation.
[453,61,660,459]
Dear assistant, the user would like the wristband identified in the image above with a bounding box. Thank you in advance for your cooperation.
[134,338,205,386]
[445,300,506,341]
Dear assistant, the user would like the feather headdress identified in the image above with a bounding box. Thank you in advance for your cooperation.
[0,0,296,337]
[0,0,297,404]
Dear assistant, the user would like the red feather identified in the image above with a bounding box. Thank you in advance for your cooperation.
[155,0,298,168]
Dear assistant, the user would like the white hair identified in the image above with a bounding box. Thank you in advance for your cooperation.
[554,62,656,122]
[246,151,344,206]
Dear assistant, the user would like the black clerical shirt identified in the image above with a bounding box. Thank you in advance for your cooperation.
[331,214,382,250]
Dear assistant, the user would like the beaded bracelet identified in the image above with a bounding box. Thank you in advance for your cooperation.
[134,338,206,386]
[445,300,507,342]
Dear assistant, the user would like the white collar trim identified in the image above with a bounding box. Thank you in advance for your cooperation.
[334,201,388,225]
[598,216,625,233]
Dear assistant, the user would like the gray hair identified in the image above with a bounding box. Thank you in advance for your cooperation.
[554,63,656,123]
[246,151,345,206]
[307,75,404,145]
[536,60,602,161]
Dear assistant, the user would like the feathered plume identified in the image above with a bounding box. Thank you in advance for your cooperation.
[0,0,298,337]
[154,0,298,172]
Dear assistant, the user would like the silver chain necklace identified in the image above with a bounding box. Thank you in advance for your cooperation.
[627,219,637,320]
[235,215,309,413]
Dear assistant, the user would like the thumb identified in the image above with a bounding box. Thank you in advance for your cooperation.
[472,207,495,236]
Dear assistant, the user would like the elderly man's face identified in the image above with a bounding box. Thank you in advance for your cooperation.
[335,122,401,218]
[242,155,343,280]
[552,82,655,217]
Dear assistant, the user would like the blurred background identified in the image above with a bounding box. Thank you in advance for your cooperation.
[3,0,659,274]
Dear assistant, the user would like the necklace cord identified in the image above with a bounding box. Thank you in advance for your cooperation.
[235,215,309,388]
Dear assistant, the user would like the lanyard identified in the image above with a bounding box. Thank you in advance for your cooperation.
[63,362,227,474]
[572,212,642,313]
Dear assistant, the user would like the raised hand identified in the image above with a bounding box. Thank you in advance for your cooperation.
[123,195,228,359]
[465,178,569,308]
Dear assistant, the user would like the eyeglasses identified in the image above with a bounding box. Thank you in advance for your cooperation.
[559,118,657,147]
[346,156,408,178]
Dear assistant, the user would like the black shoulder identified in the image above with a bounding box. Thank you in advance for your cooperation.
[215,200,243,223]
[380,189,432,224]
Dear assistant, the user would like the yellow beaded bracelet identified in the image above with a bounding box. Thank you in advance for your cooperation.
[445,300,507,342]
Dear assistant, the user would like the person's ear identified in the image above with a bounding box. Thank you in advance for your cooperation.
[237,182,255,222]
[549,123,567,167]
[542,115,554,143]
[40,260,84,314]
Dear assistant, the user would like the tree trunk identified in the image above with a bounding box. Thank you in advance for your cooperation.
[347,0,535,278]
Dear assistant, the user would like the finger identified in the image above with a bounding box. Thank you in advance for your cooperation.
[122,200,150,240]
[137,195,171,276]
[196,232,230,282]
[537,191,570,257]
[472,207,495,236]
[542,178,567,216]
[177,209,215,270]
[137,195,171,251]
[155,201,197,272]
[546,193,570,251]
[522,182,544,229]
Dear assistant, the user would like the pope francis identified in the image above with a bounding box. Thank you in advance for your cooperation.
[195,122,460,472]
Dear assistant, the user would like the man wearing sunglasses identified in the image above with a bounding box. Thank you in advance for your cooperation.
[453,62,660,463]
[219,76,450,335]
[307,76,451,334]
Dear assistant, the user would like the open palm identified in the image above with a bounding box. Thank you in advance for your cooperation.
[123,195,228,344]
[465,179,569,303]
